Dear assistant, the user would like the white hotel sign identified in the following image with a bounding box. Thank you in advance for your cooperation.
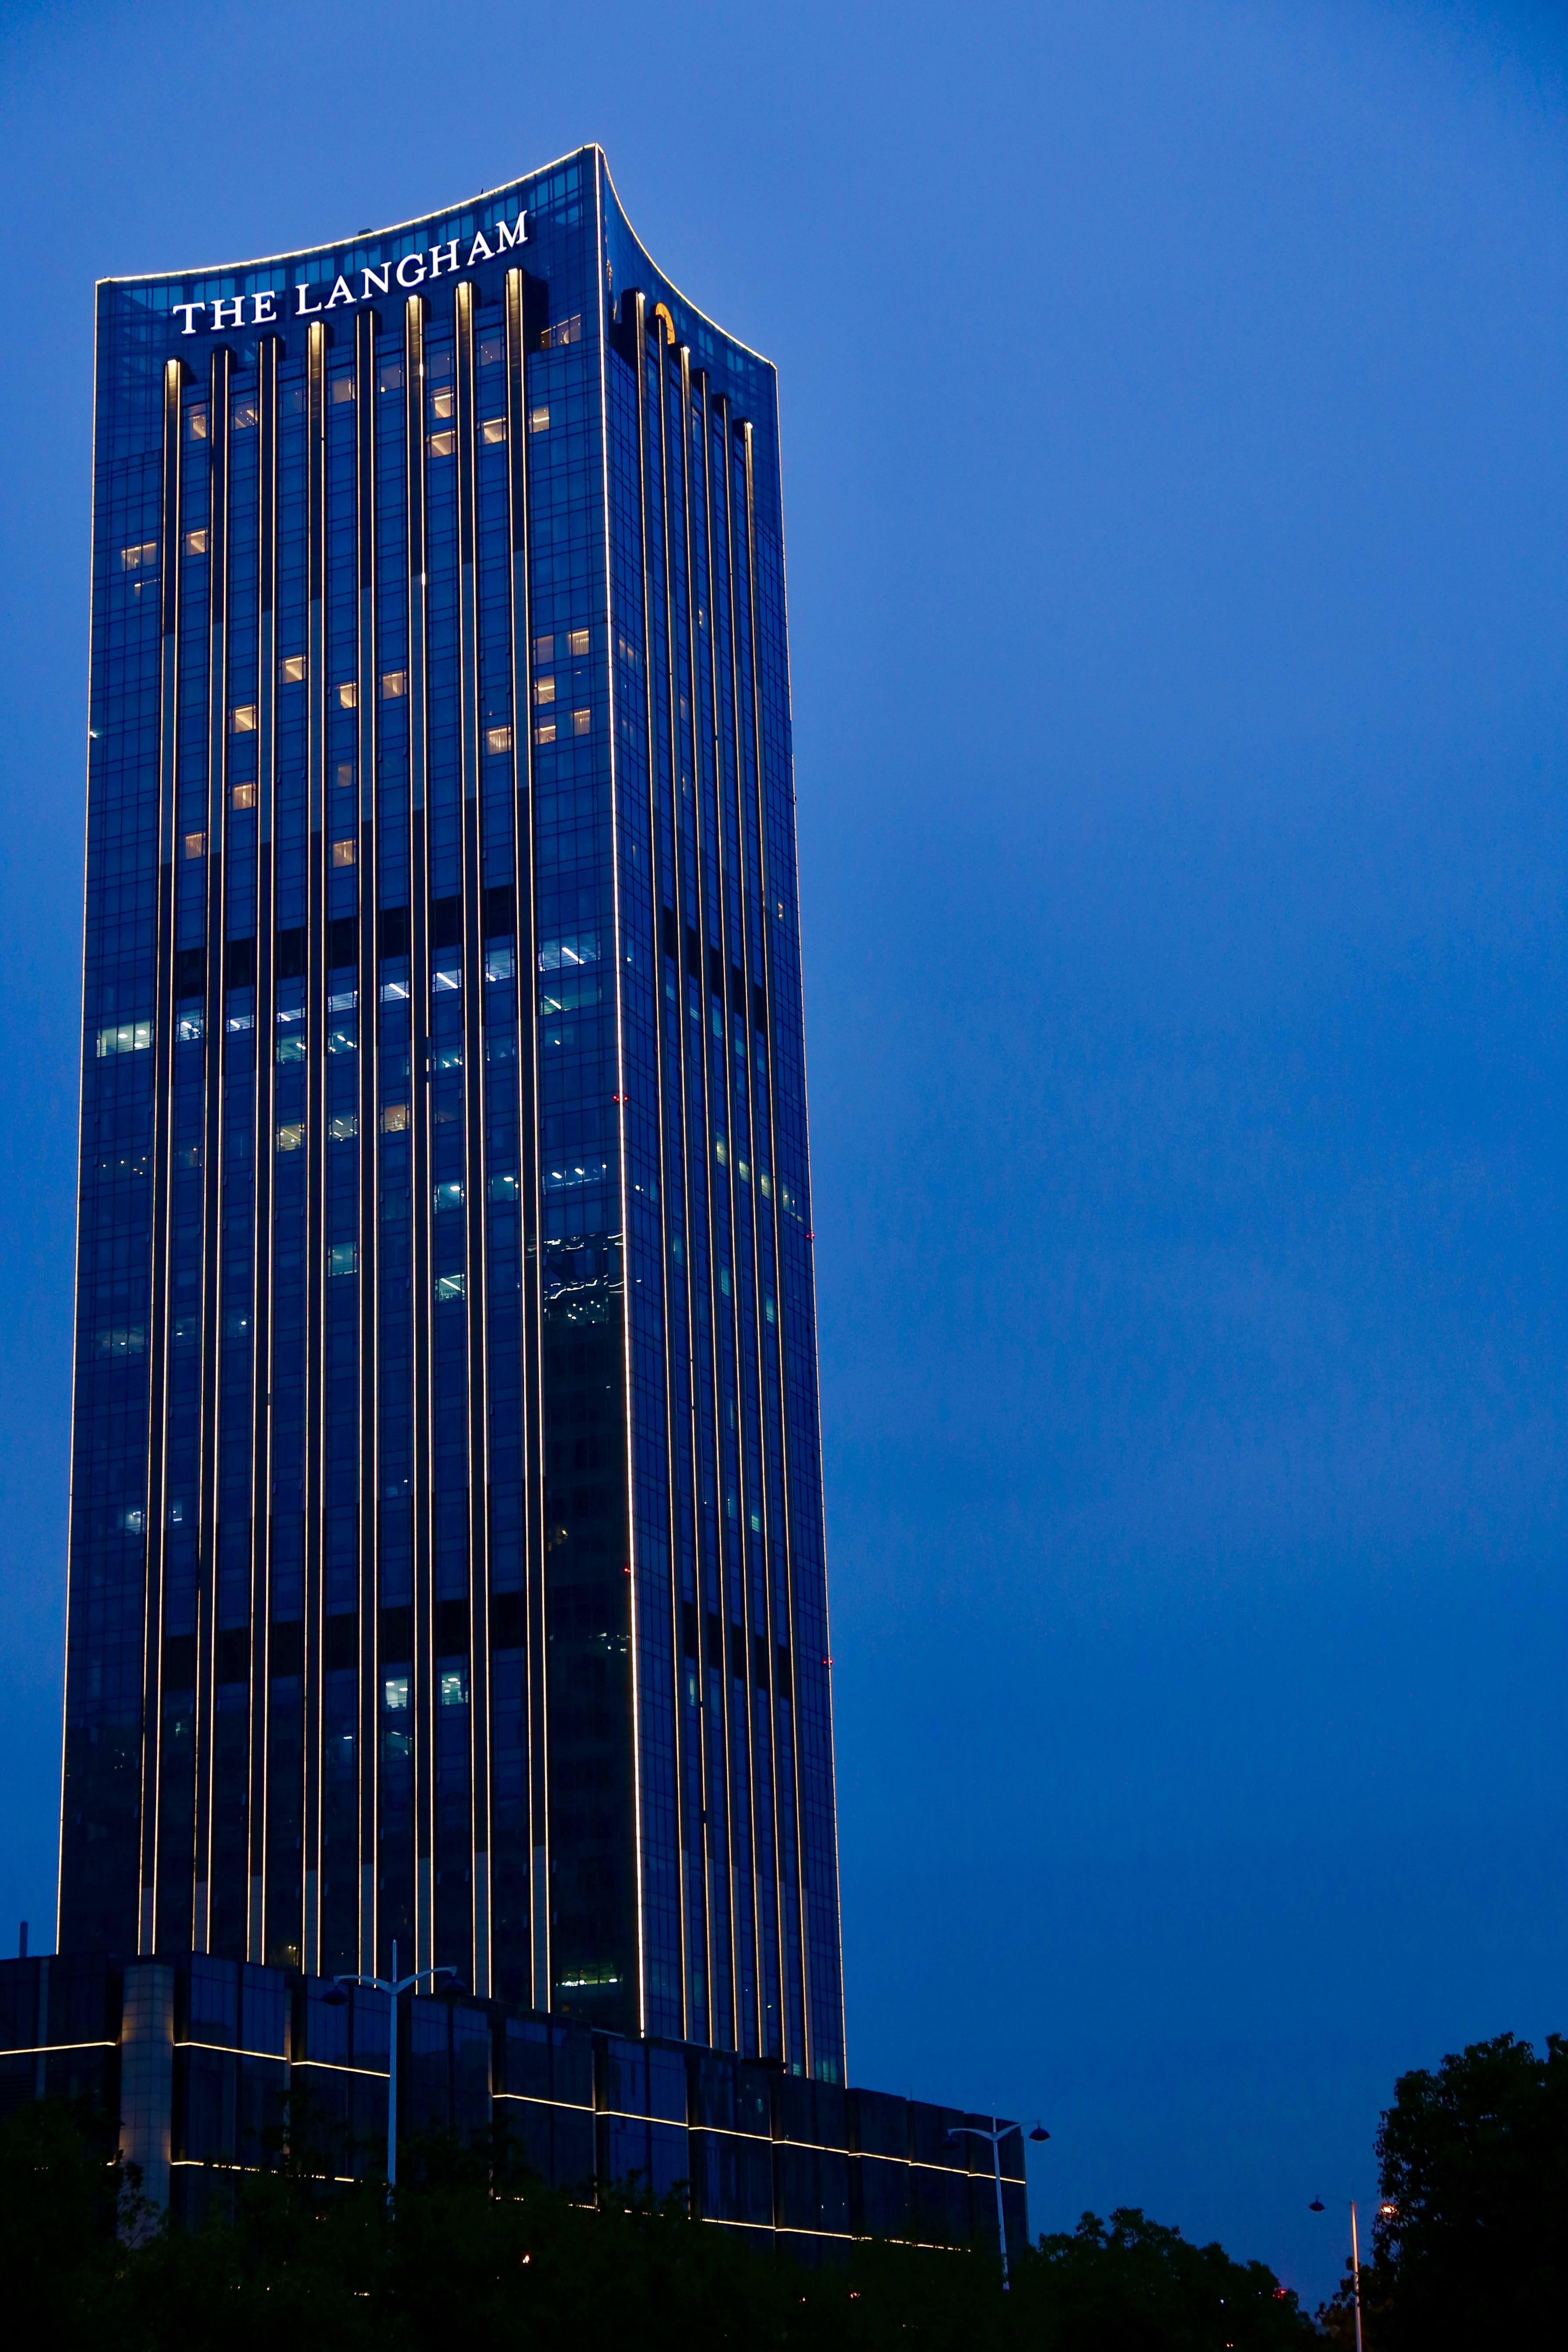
[172,215,528,334]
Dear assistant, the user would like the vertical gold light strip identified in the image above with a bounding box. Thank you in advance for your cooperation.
[718,387,782,2061]
[192,339,232,1954]
[301,316,328,1975]
[404,291,437,1979]
[140,354,187,1954]
[503,263,550,2014]
[627,289,693,2044]
[596,162,648,2038]
[248,329,281,1961]
[454,275,494,1997]
[679,339,740,2051]
[355,304,381,1979]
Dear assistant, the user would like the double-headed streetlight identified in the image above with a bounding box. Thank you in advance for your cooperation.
[324,1939,454,2195]
[944,2115,1050,2290]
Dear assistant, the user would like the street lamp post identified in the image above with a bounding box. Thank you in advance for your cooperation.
[1349,2198,1364,2352]
[326,1940,453,2195]
[944,2115,1044,2291]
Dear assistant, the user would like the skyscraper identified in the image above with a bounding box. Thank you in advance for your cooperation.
[64,146,845,2081]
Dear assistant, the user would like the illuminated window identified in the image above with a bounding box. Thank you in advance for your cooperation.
[440,1669,468,1707]
[336,681,357,711]
[434,1180,463,1211]
[230,782,257,811]
[276,1035,305,1065]
[485,724,512,754]
[539,313,581,350]
[276,1121,304,1151]
[567,628,590,658]
[534,720,556,745]
[176,1009,204,1044]
[479,333,503,366]
[120,540,157,573]
[484,942,514,982]
[384,1675,409,1711]
[279,653,306,683]
[430,386,455,420]
[435,1271,466,1301]
[381,669,407,700]
[187,405,208,441]
[328,1112,357,1141]
[533,634,553,664]
[715,1135,728,1165]
[759,1169,772,1199]
[335,761,353,790]
[328,1242,356,1277]
[572,708,591,735]
[533,676,555,705]
[95,1019,153,1058]
[332,837,356,868]
[528,405,550,434]
[380,1102,410,1134]
[184,831,205,859]
[232,397,259,431]
[379,360,403,394]
[230,703,257,734]
[183,529,208,558]
[330,375,355,405]
[489,1172,519,1202]
[427,429,455,458]
[481,417,506,444]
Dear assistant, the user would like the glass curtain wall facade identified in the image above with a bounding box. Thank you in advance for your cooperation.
[63,146,844,2080]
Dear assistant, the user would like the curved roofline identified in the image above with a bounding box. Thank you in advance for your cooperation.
[94,137,593,290]
[95,144,775,378]
[94,146,777,378]
[598,151,774,377]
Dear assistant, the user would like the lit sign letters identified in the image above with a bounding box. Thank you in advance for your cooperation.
[170,215,528,335]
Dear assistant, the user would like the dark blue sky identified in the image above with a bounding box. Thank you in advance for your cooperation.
[2,0,1564,2308]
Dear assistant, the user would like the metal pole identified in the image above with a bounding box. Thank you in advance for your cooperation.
[387,1939,398,2195]
[992,2118,1010,2291]
[1350,2198,1364,2352]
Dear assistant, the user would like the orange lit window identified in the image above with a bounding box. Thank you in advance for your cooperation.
[532,634,553,663]
[528,406,550,435]
[332,838,356,868]
[567,628,589,657]
[481,417,506,445]
[427,429,455,458]
[381,1102,410,1134]
[533,676,555,705]
[381,670,407,701]
[184,831,206,859]
[485,725,512,754]
[330,376,355,405]
[183,529,208,558]
[187,405,208,441]
[230,704,257,734]
[336,681,357,711]
[534,720,556,746]
[232,398,259,431]
[230,782,257,811]
[279,653,306,683]
[430,387,455,420]
[572,708,591,735]
[120,540,157,573]
[335,761,354,791]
